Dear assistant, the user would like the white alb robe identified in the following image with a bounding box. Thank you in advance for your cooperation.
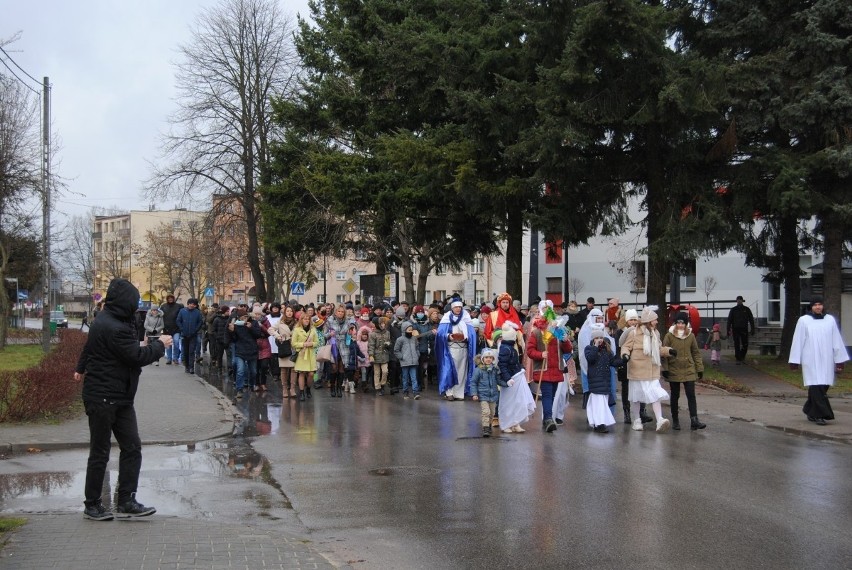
[788,314,848,386]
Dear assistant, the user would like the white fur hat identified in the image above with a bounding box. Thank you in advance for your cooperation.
[625,309,639,321]
[591,324,606,338]
[501,322,518,342]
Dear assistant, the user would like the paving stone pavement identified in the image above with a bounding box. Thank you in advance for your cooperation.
[0,513,338,570]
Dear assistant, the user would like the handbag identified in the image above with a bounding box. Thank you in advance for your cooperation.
[275,337,292,356]
[316,344,333,363]
[289,350,299,363]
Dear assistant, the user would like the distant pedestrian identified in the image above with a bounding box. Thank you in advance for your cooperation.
[81,314,89,330]
[584,325,625,433]
[176,298,203,375]
[788,298,848,426]
[144,305,164,366]
[74,278,172,521]
[727,295,755,365]
[292,312,319,401]
[708,323,722,366]
[160,294,184,365]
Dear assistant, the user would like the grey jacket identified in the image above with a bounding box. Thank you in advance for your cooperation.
[393,326,420,367]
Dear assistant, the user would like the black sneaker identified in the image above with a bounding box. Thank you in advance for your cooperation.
[83,502,114,521]
[115,497,156,518]
[544,419,557,433]
[554,418,564,426]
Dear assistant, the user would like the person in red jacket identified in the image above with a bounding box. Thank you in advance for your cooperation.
[526,300,573,433]
[484,292,525,350]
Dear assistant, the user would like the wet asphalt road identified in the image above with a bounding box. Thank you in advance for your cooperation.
[239,377,852,569]
[1,367,850,569]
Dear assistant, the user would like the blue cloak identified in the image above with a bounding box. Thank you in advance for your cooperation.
[435,322,476,395]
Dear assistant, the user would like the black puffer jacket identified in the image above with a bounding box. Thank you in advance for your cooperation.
[76,279,165,404]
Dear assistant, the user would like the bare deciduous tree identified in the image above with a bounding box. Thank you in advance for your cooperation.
[0,64,42,346]
[146,0,300,301]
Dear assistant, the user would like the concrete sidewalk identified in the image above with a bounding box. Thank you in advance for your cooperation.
[0,362,343,569]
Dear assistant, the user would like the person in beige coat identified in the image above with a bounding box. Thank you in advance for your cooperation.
[271,305,297,398]
[620,306,674,433]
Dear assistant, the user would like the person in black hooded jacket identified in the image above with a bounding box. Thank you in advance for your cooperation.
[74,278,173,522]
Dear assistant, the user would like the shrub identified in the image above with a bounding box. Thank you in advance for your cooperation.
[0,329,86,422]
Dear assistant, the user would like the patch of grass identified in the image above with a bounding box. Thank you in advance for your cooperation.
[0,345,45,372]
[0,516,27,537]
[749,354,852,393]
[700,364,751,393]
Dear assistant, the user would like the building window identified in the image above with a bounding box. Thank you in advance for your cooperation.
[238,270,244,282]
[336,270,346,281]
[631,261,646,292]
[353,270,367,277]
[472,257,484,275]
[317,269,326,280]
[336,294,348,303]
[433,290,446,302]
[316,294,326,304]
[355,248,367,261]
[475,290,485,305]
[546,277,562,293]
[679,259,697,291]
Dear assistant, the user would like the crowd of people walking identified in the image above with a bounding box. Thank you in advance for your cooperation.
[132,291,743,436]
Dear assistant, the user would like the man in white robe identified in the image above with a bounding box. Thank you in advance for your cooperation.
[788,298,848,425]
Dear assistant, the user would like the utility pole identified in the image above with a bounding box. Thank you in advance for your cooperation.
[41,77,51,353]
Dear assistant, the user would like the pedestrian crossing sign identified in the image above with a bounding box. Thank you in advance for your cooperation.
[290,282,306,296]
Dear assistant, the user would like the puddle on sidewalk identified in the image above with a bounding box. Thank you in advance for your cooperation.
[0,438,292,521]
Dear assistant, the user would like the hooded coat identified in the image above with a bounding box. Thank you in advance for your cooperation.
[76,279,165,404]
[393,321,419,366]
[662,324,704,382]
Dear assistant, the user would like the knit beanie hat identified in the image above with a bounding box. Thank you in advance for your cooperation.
[625,309,639,321]
[591,324,606,338]
[640,306,658,323]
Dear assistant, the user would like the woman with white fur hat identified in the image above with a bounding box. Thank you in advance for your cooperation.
[616,309,652,425]
[619,306,674,433]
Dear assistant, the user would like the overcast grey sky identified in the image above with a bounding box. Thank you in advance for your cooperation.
[3,0,309,224]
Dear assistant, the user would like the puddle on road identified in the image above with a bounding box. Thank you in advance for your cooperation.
[0,438,291,518]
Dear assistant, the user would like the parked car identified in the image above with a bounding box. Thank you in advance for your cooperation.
[50,311,68,328]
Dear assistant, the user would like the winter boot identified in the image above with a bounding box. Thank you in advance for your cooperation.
[639,404,653,424]
[298,390,305,402]
[671,411,681,431]
[306,386,312,399]
[482,426,492,438]
[623,406,632,425]
[690,416,707,430]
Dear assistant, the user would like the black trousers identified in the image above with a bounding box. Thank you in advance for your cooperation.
[182,335,198,372]
[803,385,834,420]
[669,381,698,417]
[732,327,749,362]
[84,400,142,506]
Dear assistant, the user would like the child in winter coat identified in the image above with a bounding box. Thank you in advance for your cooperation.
[584,326,627,433]
[344,322,365,394]
[471,348,503,437]
[356,326,372,392]
[369,317,392,395]
[393,321,421,399]
[708,323,722,366]
[497,324,535,433]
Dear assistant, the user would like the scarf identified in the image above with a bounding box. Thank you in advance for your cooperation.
[641,325,661,366]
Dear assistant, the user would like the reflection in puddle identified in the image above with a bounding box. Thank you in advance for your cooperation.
[0,471,73,501]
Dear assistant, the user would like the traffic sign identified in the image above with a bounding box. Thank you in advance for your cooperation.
[204,286,215,298]
[290,282,306,296]
[342,278,357,295]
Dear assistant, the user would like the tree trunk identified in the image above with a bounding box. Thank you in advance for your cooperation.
[821,209,842,321]
[243,194,267,301]
[263,246,276,302]
[778,213,801,360]
[644,131,669,334]
[505,206,523,301]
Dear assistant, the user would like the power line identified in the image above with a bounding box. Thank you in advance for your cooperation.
[0,54,41,96]
[0,46,42,87]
